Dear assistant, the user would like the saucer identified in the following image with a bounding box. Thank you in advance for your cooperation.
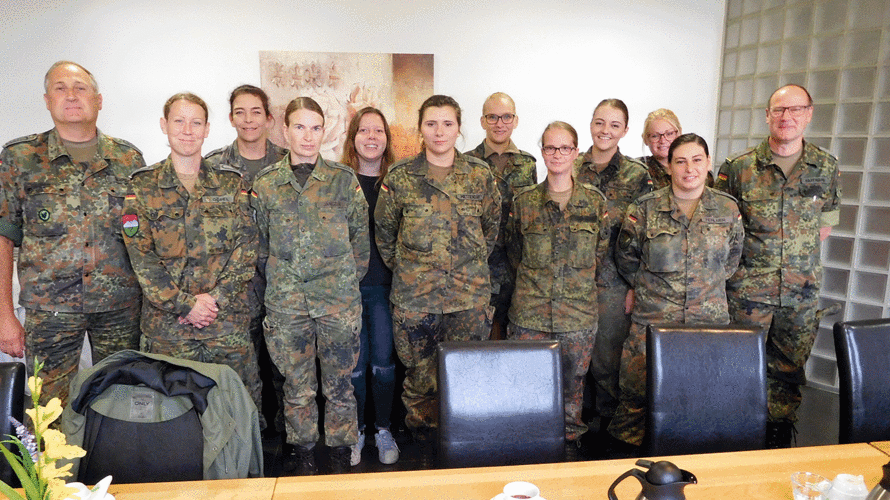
[491,495,546,500]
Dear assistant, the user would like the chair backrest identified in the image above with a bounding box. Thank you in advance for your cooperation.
[437,340,564,468]
[0,362,25,487]
[834,318,890,443]
[646,324,767,456]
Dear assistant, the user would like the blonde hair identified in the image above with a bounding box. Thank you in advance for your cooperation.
[641,108,682,142]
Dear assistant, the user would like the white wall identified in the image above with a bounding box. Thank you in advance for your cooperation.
[1,0,726,176]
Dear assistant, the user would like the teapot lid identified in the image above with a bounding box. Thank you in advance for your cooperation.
[637,459,686,485]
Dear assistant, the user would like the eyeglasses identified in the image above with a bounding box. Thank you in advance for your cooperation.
[647,129,678,143]
[484,113,515,124]
[768,105,811,118]
[542,145,576,156]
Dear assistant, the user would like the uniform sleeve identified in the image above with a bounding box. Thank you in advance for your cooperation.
[820,155,842,227]
[726,204,745,280]
[0,147,24,245]
[482,169,502,259]
[251,187,269,282]
[636,169,654,199]
[615,201,645,288]
[594,197,611,286]
[374,176,400,270]
[714,159,736,198]
[207,181,257,310]
[506,199,522,271]
[348,177,370,283]
[123,183,196,317]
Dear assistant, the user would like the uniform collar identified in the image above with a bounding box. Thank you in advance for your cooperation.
[157,157,221,190]
[405,150,471,176]
[481,139,520,159]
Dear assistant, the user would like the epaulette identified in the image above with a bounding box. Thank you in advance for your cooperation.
[108,136,143,156]
[204,146,226,160]
[512,183,538,198]
[464,155,490,169]
[215,163,243,176]
[708,187,739,204]
[516,149,538,162]
[323,158,356,174]
[634,190,660,204]
[254,162,281,181]
[387,157,413,173]
[577,181,607,201]
[128,163,159,179]
[3,134,39,149]
[725,147,756,164]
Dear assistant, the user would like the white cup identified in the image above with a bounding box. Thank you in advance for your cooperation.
[503,481,540,500]
[829,474,868,500]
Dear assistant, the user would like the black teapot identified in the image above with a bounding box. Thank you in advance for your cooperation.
[608,459,697,500]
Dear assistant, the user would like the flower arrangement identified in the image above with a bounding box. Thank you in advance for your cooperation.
[0,360,86,500]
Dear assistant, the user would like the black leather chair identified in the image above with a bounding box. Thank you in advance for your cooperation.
[645,324,767,456]
[834,318,890,443]
[437,340,564,468]
[0,362,25,487]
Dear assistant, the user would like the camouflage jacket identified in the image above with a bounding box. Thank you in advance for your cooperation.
[375,150,500,313]
[204,139,287,188]
[716,139,841,306]
[506,180,609,332]
[205,139,287,313]
[466,140,538,294]
[251,156,369,318]
[0,129,144,312]
[123,157,256,319]
[574,148,653,288]
[616,186,744,325]
[640,155,715,191]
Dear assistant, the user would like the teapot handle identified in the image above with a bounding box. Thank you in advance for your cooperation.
[608,469,645,500]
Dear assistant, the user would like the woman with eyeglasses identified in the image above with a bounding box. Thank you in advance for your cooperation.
[607,133,743,451]
[574,98,652,440]
[506,121,608,450]
[375,94,499,453]
[640,108,714,190]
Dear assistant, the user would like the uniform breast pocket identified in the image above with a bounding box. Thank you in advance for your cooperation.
[701,224,731,265]
[521,223,552,269]
[269,211,296,261]
[146,207,186,258]
[567,222,598,268]
[203,204,236,255]
[320,209,350,257]
[399,204,434,253]
[456,201,484,247]
[644,227,683,273]
[740,190,779,234]
[22,183,68,237]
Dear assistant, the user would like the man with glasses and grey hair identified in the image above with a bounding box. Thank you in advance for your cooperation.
[0,61,145,408]
[716,83,841,448]
[466,92,538,340]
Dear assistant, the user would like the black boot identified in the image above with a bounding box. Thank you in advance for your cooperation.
[283,444,317,475]
[766,420,797,449]
[329,446,352,474]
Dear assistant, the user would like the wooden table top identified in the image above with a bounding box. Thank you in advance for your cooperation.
[273,443,888,500]
[870,441,890,457]
[107,477,277,500]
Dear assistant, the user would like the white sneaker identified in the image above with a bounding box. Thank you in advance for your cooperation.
[350,430,365,466]
[375,429,400,464]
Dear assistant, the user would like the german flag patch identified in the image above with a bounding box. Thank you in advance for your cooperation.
[381,183,389,192]
[628,214,638,223]
[718,172,728,181]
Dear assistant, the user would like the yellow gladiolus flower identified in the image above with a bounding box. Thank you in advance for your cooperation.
[41,429,85,461]
[27,375,43,396]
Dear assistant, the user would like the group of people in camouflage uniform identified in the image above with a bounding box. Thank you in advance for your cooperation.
[0,59,840,475]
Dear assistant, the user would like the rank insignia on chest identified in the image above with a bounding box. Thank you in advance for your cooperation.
[122,214,139,237]
[37,209,51,222]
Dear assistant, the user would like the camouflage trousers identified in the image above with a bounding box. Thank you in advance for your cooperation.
[507,323,595,441]
[392,305,492,435]
[608,321,649,446]
[140,314,264,429]
[727,295,819,423]
[589,284,632,419]
[263,308,361,448]
[24,299,141,410]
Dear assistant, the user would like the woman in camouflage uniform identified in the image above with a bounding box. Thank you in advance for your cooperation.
[123,92,262,424]
[639,109,682,190]
[251,97,369,474]
[506,121,608,447]
[608,133,744,449]
[374,95,500,451]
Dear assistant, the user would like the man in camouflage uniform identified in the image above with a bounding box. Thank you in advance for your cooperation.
[506,128,608,445]
[574,143,652,432]
[716,84,841,447]
[0,61,143,407]
[375,149,500,442]
[251,153,369,471]
[608,182,744,447]
[123,152,262,422]
[205,84,287,435]
[466,92,537,340]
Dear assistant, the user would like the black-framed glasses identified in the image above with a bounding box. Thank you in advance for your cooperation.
[484,113,515,124]
[542,145,576,156]
[768,105,811,118]
[647,129,678,142]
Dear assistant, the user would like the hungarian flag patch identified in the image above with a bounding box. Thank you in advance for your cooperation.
[122,214,139,237]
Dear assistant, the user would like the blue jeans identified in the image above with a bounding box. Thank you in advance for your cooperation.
[352,285,396,431]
